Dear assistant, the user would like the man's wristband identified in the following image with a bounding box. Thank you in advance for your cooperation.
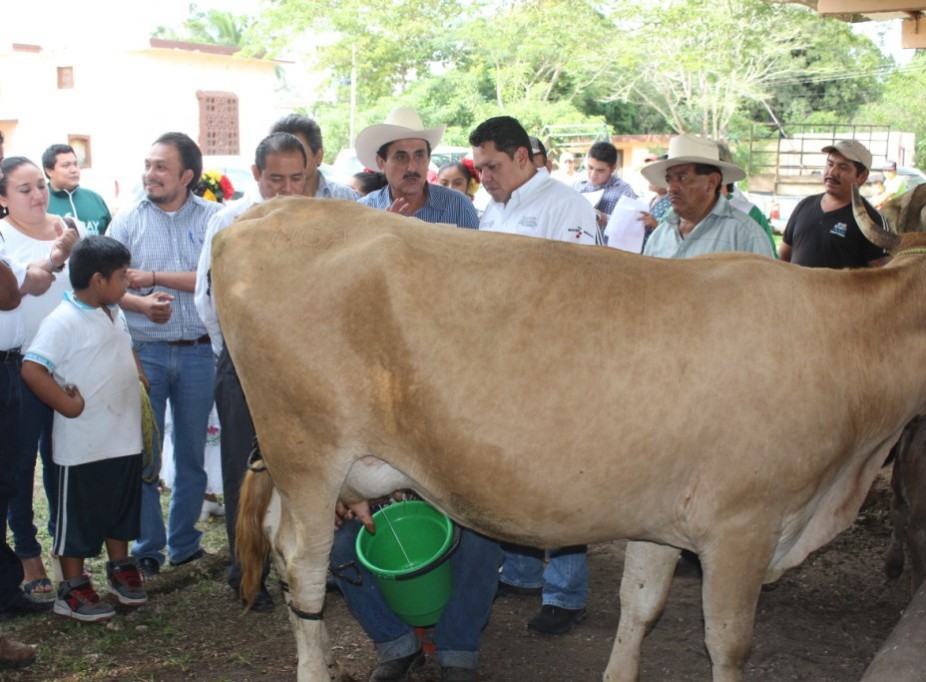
[45,257,64,273]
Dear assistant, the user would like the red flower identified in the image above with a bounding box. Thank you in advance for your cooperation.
[219,175,235,200]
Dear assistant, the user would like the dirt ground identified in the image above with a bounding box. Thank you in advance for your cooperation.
[1,471,915,681]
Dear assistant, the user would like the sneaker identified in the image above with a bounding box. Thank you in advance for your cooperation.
[106,558,147,606]
[54,578,115,623]
[527,604,587,636]
[137,557,160,580]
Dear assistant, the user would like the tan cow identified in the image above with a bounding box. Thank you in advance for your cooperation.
[214,193,926,682]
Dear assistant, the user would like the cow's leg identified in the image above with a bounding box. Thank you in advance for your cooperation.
[267,490,340,681]
[605,540,680,682]
[885,457,909,580]
[698,536,772,682]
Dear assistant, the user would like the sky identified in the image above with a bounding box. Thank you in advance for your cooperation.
[2,0,266,47]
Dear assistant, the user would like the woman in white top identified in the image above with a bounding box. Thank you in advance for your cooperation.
[0,156,81,597]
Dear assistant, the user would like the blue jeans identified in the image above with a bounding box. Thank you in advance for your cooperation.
[7,379,56,558]
[500,544,588,610]
[331,519,502,670]
[0,357,26,606]
[131,342,214,566]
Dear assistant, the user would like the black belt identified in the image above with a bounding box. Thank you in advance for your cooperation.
[167,335,210,347]
[0,348,22,363]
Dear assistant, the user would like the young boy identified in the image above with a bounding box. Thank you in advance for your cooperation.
[21,236,147,622]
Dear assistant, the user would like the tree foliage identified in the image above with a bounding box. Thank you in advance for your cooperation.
[156,0,891,156]
[153,3,255,47]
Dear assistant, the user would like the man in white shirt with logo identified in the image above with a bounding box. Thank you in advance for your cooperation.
[470,115,597,638]
[473,116,597,245]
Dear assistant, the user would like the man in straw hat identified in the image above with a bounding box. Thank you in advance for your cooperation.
[333,108,499,679]
[641,134,774,259]
[356,107,479,228]
[780,139,889,269]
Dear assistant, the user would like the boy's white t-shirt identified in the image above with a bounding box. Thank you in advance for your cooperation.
[25,292,142,466]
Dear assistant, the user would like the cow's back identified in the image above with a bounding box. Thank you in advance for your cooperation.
[213,197,926,575]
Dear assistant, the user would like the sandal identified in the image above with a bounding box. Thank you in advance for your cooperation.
[22,577,55,600]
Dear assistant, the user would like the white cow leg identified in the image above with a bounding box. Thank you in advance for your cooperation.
[605,540,680,682]
[699,538,770,682]
[267,493,338,681]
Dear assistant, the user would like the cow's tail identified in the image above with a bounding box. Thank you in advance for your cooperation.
[236,467,273,611]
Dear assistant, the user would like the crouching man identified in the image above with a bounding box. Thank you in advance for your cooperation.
[332,498,502,682]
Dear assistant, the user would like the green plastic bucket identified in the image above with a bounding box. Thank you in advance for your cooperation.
[355,500,460,627]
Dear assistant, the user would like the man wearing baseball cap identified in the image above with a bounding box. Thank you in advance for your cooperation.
[779,140,890,268]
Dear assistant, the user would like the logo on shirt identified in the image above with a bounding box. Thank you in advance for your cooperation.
[567,226,592,240]
[518,215,539,229]
[830,222,848,238]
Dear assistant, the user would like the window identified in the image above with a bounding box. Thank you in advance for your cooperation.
[197,91,239,155]
[57,66,74,89]
[68,136,91,168]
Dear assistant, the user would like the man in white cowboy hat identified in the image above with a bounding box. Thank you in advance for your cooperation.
[641,134,774,259]
[356,107,479,228]
[332,114,498,681]
[780,140,889,268]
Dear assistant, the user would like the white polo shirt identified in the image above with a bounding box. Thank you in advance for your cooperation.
[479,170,598,245]
[25,293,141,466]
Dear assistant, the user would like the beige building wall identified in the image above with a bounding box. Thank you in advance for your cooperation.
[0,40,287,210]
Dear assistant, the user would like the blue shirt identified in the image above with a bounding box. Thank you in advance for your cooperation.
[108,193,222,343]
[360,183,479,228]
[643,195,775,260]
[316,174,360,201]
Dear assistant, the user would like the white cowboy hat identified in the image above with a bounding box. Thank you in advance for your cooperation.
[355,107,446,170]
[641,134,745,188]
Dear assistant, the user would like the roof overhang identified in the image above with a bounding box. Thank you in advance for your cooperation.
[815,1,926,47]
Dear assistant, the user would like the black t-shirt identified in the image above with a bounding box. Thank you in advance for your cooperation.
[783,194,886,269]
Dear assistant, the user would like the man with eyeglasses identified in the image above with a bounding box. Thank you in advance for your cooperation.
[641,134,774,259]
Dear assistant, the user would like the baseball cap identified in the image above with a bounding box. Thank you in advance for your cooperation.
[821,140,872,171]
[883,160,898,171]
[529,136,547,157]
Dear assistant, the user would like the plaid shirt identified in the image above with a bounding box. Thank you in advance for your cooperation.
[360,183,479,228]
[108,194,221,343]
[573,174,638,217]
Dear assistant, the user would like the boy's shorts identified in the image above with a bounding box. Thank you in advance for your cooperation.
[53,453,143,559]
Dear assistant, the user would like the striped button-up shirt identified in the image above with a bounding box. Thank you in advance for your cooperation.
[316,174,360,201]
[109,194,222,343]
[360,183,479,228]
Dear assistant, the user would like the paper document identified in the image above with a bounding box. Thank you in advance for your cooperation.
[580,189,605,208]
[604,195,650,253]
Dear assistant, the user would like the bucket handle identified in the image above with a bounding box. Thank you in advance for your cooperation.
[392,522,462,582]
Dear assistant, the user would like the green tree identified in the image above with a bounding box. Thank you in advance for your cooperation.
[859,54,926,168]
[153,3,255,47]
[601,0,885,139]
